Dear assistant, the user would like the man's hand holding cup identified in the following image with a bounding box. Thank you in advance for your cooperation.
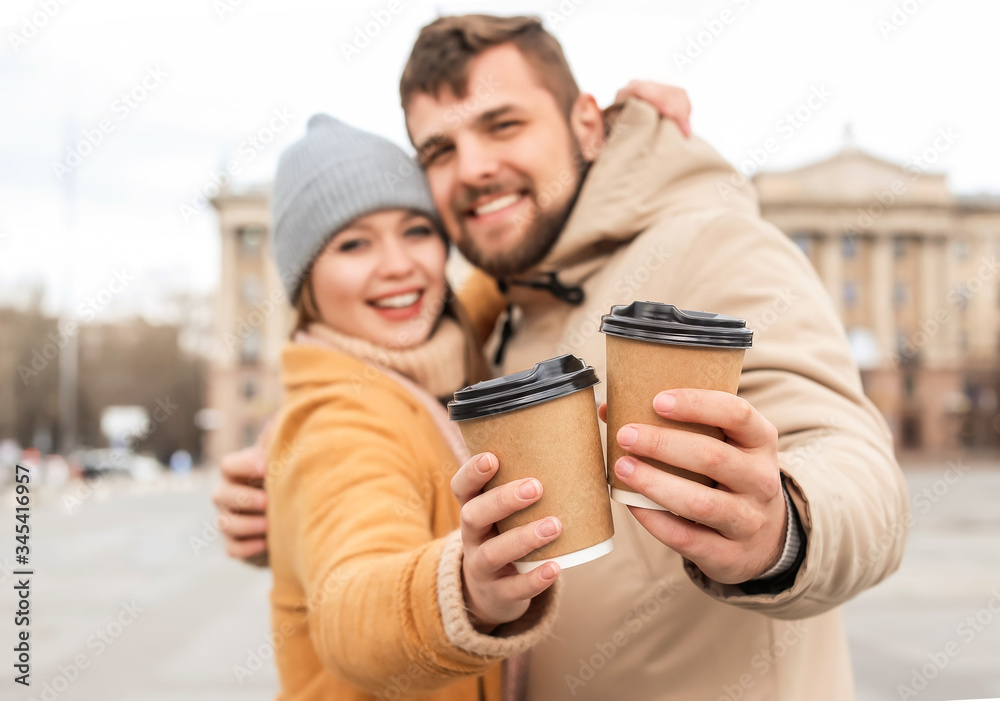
[602,390,787,585]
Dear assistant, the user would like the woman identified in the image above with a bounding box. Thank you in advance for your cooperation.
[265,114,562,701]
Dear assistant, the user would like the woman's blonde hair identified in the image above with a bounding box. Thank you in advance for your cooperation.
[292,274,322,335]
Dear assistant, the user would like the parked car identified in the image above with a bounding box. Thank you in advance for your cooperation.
[73,448,163,480]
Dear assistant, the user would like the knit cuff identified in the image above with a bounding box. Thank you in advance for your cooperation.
[436,530,561,659]
[751,479,802,580]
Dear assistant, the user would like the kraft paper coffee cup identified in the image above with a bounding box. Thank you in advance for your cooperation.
[600,302,753,511]
[448,355,614,573]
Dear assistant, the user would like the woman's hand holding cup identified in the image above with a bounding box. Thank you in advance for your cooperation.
[450,452,562,635]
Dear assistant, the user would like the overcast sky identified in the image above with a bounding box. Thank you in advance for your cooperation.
[2,0,998,320]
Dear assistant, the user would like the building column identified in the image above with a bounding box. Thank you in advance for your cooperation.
[918,234,946,367]
[870,233,896,365]
[969,232,997,360]
[818,231,844,316]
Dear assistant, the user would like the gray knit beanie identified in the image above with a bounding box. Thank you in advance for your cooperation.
[271,113,442,303]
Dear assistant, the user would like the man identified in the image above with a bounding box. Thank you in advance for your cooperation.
[216,15,908,700]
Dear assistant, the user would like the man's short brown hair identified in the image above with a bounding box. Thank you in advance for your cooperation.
[400,14,580,119]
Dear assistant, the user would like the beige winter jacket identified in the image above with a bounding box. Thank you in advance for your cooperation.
[493,100,910,701]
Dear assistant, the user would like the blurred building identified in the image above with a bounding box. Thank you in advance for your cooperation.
[754,145,1000,451]
[205,146,1000,464]
[0,307,205,460]
[0,306,61,452]
[207,187,290,466]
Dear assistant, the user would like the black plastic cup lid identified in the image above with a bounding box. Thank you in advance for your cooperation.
[448,354,599,421]
[600,301,753,349]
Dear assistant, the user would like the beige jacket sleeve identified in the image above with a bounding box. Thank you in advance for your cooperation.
[670,212,910,619]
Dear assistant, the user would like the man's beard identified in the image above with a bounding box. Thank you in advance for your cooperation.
[451,138,589,280]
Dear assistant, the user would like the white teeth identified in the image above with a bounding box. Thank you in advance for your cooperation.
[474,193,521,216]
[372,292,420,309]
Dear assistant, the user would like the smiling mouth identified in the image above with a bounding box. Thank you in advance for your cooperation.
[368,290,423,309]
[467,191,526,218]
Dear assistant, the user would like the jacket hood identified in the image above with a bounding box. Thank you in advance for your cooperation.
[510,99,760,290]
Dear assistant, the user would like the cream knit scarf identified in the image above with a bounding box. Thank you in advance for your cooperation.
[293,318,470,463]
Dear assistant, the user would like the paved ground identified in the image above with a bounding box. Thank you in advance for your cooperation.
[843,457,1000,701]
[0,458,997,700]
[0,471,278,701]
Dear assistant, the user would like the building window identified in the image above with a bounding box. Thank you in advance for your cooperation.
[243,376,258,400]
[893,236,908,259]
[894,282,908,308]
[241,275,262,304]
[843,280,858,308]
[241,330,261,365]
[790,232,813,257]
[237,226,266,258]
[841,235,857,259]
[897,333,917,364]
[952,282,969,310]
